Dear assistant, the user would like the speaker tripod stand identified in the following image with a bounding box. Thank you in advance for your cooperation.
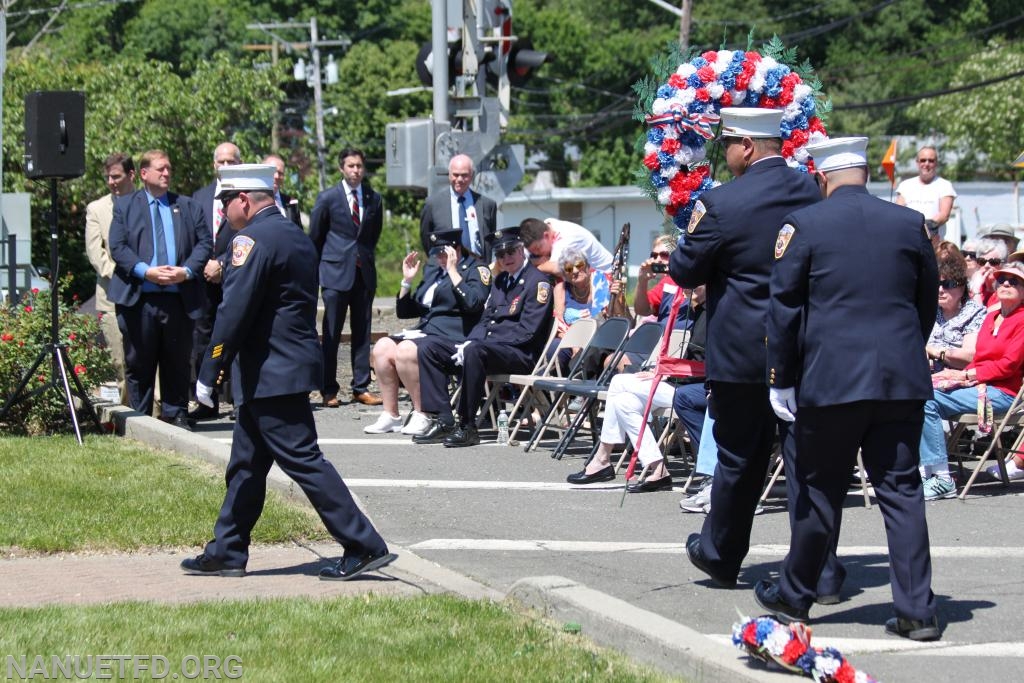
[0,178,102,444]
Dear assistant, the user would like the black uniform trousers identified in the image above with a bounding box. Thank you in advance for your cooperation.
[419,338,534,425]
[699,381,845,593]
[117,292,193,419]
[321,269,374,396]
[779,399,936,621]
[191,282,223,404]
[205,392,387,568]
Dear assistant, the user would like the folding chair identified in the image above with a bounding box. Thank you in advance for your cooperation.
[522,317,631,453]
[760,448,873,509]
[957,383,1024,499]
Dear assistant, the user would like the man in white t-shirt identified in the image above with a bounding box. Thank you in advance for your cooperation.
[895,145,956,244]
[519,217,613,276]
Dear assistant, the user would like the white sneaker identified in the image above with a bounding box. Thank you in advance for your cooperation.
[679,478,713,513]
[401,410,433,436]
[364,412,404,434]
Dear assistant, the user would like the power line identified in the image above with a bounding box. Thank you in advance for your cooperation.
[833,67,1024,110]
[6,0,139,17]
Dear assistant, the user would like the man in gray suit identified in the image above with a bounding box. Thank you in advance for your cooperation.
[85,153,136,402]
[419,154,497,260]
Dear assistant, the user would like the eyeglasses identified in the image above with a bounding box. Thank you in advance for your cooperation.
[650,251,672,260]
[939,279,965,289]
[962,251,977,260]
[220,193,240,207]
[495,246,520,259]
[996,275,1023,287]
[917,158,937,163]
[562,262,588,275]
[977,258,1003,267]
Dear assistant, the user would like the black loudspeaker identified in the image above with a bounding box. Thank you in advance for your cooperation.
[24,90,86,179]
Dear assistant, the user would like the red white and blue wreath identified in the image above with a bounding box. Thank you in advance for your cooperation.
[635,37,832,232]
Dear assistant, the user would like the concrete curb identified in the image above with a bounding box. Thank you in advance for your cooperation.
[508,576,793,683]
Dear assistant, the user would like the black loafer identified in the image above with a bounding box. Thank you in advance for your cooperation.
[180,553,245,577]
[566,466,616,484]
[319,551,398,581]
[444,425,480,448]
[412,421,455,444]
[885,615,941,641]
[685,533,737,588]
[171,414,194,432]
[815,592,841,606]
[626,475,674,493]
[754,579,809,623]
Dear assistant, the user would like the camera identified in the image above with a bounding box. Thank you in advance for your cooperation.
[651,262,669,274]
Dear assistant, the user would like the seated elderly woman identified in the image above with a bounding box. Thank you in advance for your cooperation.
[547,247,610,369]
[925,250,986,371]
[919,261,1024,500]
[365,229,489,435]
[968,237,1009,306]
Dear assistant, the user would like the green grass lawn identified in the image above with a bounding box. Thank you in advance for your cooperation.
[0,435,328,553]
[0,596,672,682]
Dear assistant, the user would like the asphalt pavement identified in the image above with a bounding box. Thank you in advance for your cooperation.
[112,395,1024,683]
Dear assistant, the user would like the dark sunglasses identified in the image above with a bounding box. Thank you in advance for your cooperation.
[650,251,671,260]
[495,246,520,259]
[939,279,965,290]
[562,261,588,275]
[917,158,937,163]
[220,192,240,206]
[996,275,1023,287]
[962,251,977,260]
[978,258,1003,267]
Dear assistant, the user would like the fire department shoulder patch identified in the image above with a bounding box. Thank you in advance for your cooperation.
[231,235,255,267]
[687,200,707,234]
[477,266,491,286]
[774,225,796,259]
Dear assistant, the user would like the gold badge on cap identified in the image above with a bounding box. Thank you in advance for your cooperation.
[687,200,706,234]
[477,266,491,286]
[537,281,551,304]
[231,235,255,267]
[774,224,795,259]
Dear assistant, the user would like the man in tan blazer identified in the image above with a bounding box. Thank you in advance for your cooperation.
[85,153,136,401]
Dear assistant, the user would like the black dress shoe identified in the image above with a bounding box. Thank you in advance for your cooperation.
[444,425,480,448]
[885,615,941,641]
[412,420,455,444]
[815,592,841,606]
[172,414,194,432]
[180,553,245,577]
[626,475,674,493]
[566,466,616,485]
[319,550,398,581]
[754,579,809,624]
[229,406,237,421]
[188,404,220,421]
[685,533,737,588]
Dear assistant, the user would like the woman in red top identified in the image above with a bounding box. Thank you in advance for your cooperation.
[920,261,1024,500]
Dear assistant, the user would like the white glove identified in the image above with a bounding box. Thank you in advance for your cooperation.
[769,387,797,422]
[451,340,471,367]
[196,380,215,408]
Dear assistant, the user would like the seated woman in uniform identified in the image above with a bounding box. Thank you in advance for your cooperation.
[919,261,1024,500]
[924,249,985,372]
[365,229,490,435]
[547,247,610,371]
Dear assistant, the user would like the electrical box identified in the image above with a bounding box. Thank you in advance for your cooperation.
[385,119,435,191]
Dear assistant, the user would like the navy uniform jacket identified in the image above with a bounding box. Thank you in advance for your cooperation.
[767,184,938,406]
[670,157,820,383]
[309,182,384,292]
[469,263,554,356]
[198,206,323,404]
[108,189,212,318]
[192,181,238,266]
[419,190,498,258]
[395,257,491,340]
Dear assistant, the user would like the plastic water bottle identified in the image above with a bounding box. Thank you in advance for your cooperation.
[497,410,509,445]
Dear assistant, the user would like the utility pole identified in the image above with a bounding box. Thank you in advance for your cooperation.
[246,19,349,192]
[679,0,692,52]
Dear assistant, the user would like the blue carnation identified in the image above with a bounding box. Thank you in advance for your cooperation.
[801,97,816,118]
[747,91,761,107]
[680,128,706,148]
[719,72,737,90]
[755,619,776,642]
[764,66,788,97]
[780,120,794,138]
[657,84,677,99]
[648,127,665,145]
[687,73,703,89]
[674,210,691,232]
[657,151,676,167]
[691,57,708,68]
[651,171,668,188]
[796,649,817,673]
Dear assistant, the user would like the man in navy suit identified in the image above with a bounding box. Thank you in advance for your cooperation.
[183,164,395,581]
[108,150,212,429]
[755,137,940,641]
[189,141,242,420]
[263,153,302,227]
[309,148,384,407]
[670,108,838,593]
[419,154,498,260]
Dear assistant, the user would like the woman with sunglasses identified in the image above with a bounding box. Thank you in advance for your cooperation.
[925,251,985,372]
[549,248,610,370]
[919,261,1024,499]
[967,238,1008,306]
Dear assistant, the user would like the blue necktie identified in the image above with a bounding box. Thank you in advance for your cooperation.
[457,195,471,252]
[152,201,169,266]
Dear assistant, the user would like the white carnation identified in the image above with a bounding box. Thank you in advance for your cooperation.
[652,98,670,116]
[707,83,725,100]
[678,63,696,78]
[658,187,673,205]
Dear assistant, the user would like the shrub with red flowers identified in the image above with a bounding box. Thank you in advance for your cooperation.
[0,280,115,435]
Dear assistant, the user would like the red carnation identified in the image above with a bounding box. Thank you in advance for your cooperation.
[782,140,795,159]
[806,159,817,173]
[702,50,718,62]
[671,190,691,207]
[760,96,779,109]
[74,364,87,375]
[643,153,660,170]
[697,65,716,83]
[24,305,33,313]
[719,91,733,106]
[666,204,678,217]
[668,73,688,88]
[834,661,857,683]
[745,51,761,63]
[743,622,758,646]
[662,137,681,154]
[781,637,807,664]
[790,128,809,147]
[695,88,710,102]
[808,117,827,134]
[669,172,689,191]
[31,287,39,294]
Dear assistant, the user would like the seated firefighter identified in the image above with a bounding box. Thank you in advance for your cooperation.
[414,226,555,447]
[365,230,490,435]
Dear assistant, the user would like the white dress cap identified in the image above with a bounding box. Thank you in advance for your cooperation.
[216,164,276,197]
[805,137,869,172]
[718,107,785,139]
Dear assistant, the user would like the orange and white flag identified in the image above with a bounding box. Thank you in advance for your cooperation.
[1013,150,1024,168]
[881,138,898,187]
